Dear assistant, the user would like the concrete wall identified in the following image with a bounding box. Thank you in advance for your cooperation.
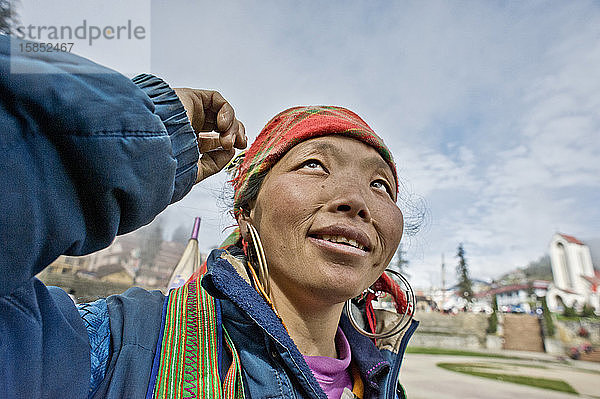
[556,319,600,345]
[411,310,489,349]
[410,332,483,350]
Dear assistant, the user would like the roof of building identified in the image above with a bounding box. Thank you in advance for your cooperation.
[481,281,551,297]
[559,233,584,245]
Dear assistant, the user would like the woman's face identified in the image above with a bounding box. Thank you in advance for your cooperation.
[243,135,404,307]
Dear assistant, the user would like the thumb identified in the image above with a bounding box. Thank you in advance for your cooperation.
[196,148,236,183]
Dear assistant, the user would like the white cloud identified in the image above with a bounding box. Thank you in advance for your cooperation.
[159,2,600,290]
[28,1,598,288]
[386,3,600,287]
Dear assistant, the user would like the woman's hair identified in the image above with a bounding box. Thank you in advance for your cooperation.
[231,169,269,215]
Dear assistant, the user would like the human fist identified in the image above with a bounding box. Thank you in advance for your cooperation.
[173,88,247,183]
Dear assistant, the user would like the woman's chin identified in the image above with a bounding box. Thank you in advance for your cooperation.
[308,276,369,305]
[269,255,378,308]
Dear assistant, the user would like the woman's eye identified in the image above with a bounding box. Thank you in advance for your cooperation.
[301,160,324,170]
[372,179,392,196]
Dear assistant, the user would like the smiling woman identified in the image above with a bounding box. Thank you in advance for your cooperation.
[205,106,419,399]
[1,34,418,399]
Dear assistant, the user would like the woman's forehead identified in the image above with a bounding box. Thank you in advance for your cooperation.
[282,136,396,177]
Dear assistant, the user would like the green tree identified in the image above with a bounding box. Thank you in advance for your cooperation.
[456,243,473,301]
[486,295,498,334]
[581,303,596,318]
[563,305,578,318]
[390,243,409,275]
[541,296,555,336]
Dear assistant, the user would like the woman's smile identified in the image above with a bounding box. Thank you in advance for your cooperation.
[308,223,372,259]
[309,223,372,252]
[308,235,369,257]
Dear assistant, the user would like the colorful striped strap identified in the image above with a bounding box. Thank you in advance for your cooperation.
[150,275,244,398]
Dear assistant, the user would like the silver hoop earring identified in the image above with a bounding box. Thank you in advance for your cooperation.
[344,268,416,339]
[246,223,271,298]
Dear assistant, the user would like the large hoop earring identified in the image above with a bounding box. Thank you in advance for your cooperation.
[344,268,416,339]
[246,223,271,298]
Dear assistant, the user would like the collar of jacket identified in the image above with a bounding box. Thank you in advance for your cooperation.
[201,247,394,397]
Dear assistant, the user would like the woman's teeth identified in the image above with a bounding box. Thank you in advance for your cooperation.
[319,235,367,251]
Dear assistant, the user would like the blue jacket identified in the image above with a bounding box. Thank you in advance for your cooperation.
[0,34,198,398]
[59,247,418,399]
[0,34,417,399]
[201,247,418,399]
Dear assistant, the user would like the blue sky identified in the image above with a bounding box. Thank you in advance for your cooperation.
[18,1,600,288]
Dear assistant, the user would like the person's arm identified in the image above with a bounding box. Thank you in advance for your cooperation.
[0,35,245,397]
[0,35,245,296]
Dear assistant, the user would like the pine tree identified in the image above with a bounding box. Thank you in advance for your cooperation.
[456,243,473,301]
[390,243,409,276]
[486,295,498,334]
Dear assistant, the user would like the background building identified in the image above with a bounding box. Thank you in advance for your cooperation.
[547,233,599,313]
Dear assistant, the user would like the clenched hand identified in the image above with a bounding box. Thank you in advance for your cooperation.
[174,88,247,183]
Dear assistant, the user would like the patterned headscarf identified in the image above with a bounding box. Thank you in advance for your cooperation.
[229,105,398,217]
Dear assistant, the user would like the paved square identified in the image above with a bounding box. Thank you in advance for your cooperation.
[400,353,600,399]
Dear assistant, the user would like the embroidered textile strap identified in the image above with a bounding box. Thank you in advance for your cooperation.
[77,299,110,398]
[222,329,245,399]
[151,275,244,398]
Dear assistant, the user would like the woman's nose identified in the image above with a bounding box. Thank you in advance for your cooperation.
[327,187,372,222]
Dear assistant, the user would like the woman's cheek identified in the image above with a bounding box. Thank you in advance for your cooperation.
[271,178,319,218]
[384,204,404,242]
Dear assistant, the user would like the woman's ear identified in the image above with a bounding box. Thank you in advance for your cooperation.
[236,209,253,241]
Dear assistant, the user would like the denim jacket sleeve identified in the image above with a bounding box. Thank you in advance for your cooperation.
[0,34,199,398]
[0,34,199,296]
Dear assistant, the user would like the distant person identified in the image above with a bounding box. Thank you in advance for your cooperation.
[0,34,418,399]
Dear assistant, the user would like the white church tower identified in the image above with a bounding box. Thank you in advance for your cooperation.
[547,233,598,312]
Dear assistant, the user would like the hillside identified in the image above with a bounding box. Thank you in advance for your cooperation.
[522,254,553,280]
[498,255,553,283]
